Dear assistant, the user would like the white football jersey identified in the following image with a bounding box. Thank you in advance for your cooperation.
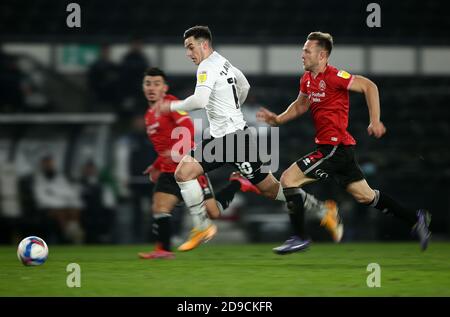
[196,51,247,138]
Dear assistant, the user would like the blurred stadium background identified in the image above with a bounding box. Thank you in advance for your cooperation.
[1,0,449,247]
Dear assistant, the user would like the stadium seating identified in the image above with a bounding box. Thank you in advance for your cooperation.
[2,0,449,44]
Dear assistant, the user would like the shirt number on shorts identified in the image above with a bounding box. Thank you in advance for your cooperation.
[235,162,253,175]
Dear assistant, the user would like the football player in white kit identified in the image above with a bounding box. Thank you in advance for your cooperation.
[156,26,343,251]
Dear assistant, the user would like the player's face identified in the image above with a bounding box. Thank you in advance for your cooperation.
[142,75,168,103]
[302,40,322,71]
[184,36,205,65]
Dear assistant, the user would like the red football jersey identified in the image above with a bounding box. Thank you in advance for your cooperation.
[144,94,195,173]
[300,65,356,146]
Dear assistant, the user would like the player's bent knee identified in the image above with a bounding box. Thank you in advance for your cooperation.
[152,199,176,213]
[174,159,202,182]
[260,188,277,199]
[152,205,172,214]
[255,174,279,199]
[175,165,195,182]
[353,193,373,205]
[280,171,300,188]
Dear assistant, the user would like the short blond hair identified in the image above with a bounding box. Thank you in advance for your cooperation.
[307,32,333,56]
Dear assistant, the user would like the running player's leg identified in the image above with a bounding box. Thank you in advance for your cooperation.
[174,156,228,219]
[346,179,431,250]
[233,157,341,243]
[280,162,317,239]
[175,153,226,251]
[230,169,333,223]
[270,163,316,254]
[139,173,180,259]
[339,145,430,250]
[273,145,342,254]
[174,154,211,230]
[151,192,179,252]
[276,165,343,243]
[230,128,341,238]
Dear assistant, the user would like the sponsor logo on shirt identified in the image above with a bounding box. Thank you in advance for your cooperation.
[310,91,326,103]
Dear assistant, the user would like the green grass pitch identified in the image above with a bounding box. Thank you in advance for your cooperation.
[1,242,449,296]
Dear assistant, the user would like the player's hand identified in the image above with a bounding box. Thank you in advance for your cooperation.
[143,164,161,183]
[256,107,280,126]
[367,121,386,138]
[154,99,171,114]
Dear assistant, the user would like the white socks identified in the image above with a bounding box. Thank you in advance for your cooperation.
[177,179,211,230]
[302,190,327,220]
[275,184,326,220]
[275,183,286,201]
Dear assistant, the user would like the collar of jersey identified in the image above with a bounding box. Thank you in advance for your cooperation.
[312,64,330,79]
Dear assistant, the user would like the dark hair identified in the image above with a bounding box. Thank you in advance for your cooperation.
[183,25,212,44]
[307,32,333,56]
[144,67,167,82]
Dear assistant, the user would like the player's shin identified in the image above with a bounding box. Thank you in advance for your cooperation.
[214,180,241,211]
[369,190,417,226]
[177,179,211,230]
[301,189,328,220]
[153,213,172,251]
[276,184,326,220]
[283,187,307,239]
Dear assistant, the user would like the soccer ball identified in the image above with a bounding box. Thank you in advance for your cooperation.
[17,236,49,266]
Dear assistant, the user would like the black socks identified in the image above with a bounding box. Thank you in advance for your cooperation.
[153,213,171,251]
[284,187,307,239]
[214,180,241,211]
[370,190,417,226]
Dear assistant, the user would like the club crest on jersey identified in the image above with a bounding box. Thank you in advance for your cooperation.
[198,71,208,83]
[319,80,326,91]
[337,70,351,79]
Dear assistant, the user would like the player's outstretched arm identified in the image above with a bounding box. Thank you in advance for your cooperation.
[256,94,310,126]
[348,75,386,138]
[156,87,212,113]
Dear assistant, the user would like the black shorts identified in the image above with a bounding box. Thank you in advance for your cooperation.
[296,144,365,187]
[153,172,182,199]
[190,128,268,185]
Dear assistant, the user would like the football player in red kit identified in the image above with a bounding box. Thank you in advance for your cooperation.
[257,32,431,254]
[138,67,254,259]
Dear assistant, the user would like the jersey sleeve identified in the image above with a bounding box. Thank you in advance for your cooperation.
[196,62,218,90]
[333,69,354,90]
[233,66,250,104]
[170,111,195,143]
[299,74,308,95]
[171,110,193,128]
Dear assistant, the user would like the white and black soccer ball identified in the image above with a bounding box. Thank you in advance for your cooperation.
[17,236,49,266]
